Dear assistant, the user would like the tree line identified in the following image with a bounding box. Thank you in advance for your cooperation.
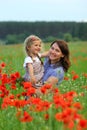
[0,21,87,44]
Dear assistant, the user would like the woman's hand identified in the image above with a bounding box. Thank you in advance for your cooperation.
[45,76,58,85]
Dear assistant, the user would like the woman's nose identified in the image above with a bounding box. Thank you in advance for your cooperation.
[51,49,56,54]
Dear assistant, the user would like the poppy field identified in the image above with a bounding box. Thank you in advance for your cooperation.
[0,41,87,130]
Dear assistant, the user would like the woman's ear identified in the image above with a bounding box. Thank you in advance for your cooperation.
[61,54,64,58]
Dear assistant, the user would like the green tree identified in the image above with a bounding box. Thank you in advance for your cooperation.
[64,33,72,42]
[6,34,18,44]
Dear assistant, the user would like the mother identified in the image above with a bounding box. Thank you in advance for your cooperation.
[42,39,71,86]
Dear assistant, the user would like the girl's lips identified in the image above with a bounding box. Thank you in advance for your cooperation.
[36,49,40,52]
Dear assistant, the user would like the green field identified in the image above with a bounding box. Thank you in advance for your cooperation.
[0,41,87,130]
[0,41,87,74]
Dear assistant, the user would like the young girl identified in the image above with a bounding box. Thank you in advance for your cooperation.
[23,35,48,87]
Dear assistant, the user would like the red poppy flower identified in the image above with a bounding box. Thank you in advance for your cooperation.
[20,111,33,122]
[0,62,6,68]
[44,113,49,120]
[79,119,87,128]
[72,74,79,80]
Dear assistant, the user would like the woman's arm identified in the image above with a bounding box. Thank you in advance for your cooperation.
[36,76,58,97]
[45,76,58,86]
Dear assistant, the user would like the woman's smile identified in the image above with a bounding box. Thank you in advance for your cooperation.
[49,42,63,63]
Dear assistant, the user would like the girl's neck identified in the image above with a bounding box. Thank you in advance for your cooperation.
[29,53,37,58]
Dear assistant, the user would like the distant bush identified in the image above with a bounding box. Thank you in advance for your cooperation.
[64,33,72,42]
[43,36,58,43]
[5,34,26,44]
[1,33,82,45]
[0,40,5,45]
[73,37,80,41]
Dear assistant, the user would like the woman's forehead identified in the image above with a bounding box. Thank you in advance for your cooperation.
[52,42,59,48]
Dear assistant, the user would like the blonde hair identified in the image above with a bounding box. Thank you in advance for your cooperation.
[24,35,42,55]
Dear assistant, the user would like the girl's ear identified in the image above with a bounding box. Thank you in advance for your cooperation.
[26,46,30,53]
[27,46,30,50]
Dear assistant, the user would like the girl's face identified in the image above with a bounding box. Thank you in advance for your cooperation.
[49,42,64,63]
[28,41,41,55]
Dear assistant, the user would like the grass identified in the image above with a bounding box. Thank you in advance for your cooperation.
[0,41,87,74]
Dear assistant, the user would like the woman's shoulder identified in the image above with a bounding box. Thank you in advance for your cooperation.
[44,57,49,63]
[55,67,65,85]
[56,66,64,74]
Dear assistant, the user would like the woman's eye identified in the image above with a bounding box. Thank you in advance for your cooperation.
[51,47,54,50]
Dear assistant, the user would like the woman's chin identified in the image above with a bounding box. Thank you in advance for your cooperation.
[49,56,56,60]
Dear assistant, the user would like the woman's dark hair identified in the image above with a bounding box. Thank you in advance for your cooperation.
[51,40,71,72]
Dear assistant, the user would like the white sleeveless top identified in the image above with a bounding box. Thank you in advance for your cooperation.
[23,55,44,84]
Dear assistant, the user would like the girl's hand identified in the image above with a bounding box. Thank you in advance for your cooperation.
[30,76,36,85]
[35,88,42,97]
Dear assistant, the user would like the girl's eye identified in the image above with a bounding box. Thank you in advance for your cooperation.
[35,43,40,46]
[35,44,38,46]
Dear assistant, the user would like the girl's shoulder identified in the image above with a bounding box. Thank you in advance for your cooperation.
[23,56,33,67]
[24,56,33,62]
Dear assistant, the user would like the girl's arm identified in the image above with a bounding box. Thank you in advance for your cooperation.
[27,63,36,85]
[40,51,49,58]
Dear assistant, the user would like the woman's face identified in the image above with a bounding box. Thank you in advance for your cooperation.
[49,42,64,63]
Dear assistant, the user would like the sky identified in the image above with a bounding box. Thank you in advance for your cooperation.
[0,0,87,22]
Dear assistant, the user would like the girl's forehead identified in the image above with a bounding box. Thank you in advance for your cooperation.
[33,41,41,45]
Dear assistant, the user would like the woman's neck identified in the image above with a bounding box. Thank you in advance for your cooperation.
[50,59,60,64]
